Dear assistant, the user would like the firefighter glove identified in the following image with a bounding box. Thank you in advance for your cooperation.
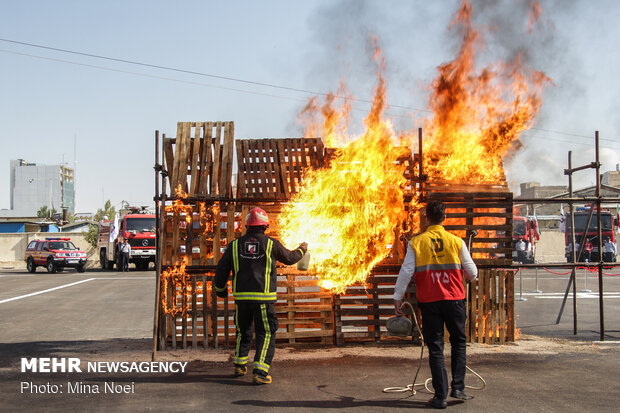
[298,242,308,254]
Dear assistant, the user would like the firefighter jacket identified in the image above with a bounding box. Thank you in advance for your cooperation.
[214,228,304,302]
[394,225,478,303]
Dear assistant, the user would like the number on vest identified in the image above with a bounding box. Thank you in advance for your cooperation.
[431,271,450,284]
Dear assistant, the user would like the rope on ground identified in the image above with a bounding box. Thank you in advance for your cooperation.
[382,302,486,396]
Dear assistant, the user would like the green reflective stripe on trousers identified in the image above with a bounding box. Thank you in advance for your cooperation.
[259,304,271,369]
[234,304,242,361]
[232,240,239,293]
[254,361,270,373]
[234,357,248,365]
[233,292,277,300]
[264,239,273,294]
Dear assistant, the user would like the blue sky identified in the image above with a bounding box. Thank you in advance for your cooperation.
[1,0,619,213]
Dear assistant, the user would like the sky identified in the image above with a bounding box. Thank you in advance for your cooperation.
[1,0,620,214]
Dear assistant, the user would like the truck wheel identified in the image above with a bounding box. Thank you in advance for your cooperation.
[100,249,107,269]
[77,264,86,273]
[46,259,57,274]
[27,257,36,273]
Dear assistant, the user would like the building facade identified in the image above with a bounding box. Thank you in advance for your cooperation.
[2,159,75,217]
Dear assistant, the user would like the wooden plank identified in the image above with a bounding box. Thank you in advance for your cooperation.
[276,139,290,198]
[293,139,303,190]
[213,204,221,262]
[219,122,233,198]
[226,204,235,242]
[163,138,174,195]
[499,270,506,344]
[285,139,296,193]
[192,277,197,348]
[235,139,247,198]
[177,122,191,194]
[201,123,214,196]
[202,276,209,349]
[491,271,497,343]
[268,139,280,197]
[171,123,184,195]
[210,122,222,196]
[189,123,201,196]
[505,270,515,341]
[256,139,269,198]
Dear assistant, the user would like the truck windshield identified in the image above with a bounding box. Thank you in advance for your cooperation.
[125,217,156,232]
[513,221,526,236]
[49,242,77,250]
[566,214,613,232]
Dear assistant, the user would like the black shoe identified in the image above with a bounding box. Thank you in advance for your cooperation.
[450,389,473,400]
[429,397,447,409]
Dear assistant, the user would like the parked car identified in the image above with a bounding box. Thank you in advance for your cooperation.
[24,238,87,273]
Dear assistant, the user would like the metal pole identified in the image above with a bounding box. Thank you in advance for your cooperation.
[516,269,527,301]
[532,266,542,293]
[580,266,592,293]
[152,130,161,358]
[595,131,605,341]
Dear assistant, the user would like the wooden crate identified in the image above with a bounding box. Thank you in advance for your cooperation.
[426,184,513,268]
[235,138,325,199]
[162,121,235,198]
[467,269,515,343]
[155,128,517,350]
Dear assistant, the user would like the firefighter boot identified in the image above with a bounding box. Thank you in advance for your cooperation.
[253,373,272,385]
[233,364,247,377]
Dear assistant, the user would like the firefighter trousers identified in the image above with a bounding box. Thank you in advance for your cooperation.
[234,302,279,376]
[419,299,467,399]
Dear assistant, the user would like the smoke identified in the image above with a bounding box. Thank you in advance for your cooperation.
[296,0,611,193]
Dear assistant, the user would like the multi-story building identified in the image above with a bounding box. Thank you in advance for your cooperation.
[1,159,75,217]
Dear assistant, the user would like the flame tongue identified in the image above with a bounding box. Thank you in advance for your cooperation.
[424,0,550,184]
[280,42,408,293]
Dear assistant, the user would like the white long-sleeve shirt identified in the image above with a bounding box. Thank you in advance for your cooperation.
[393,240,478,301]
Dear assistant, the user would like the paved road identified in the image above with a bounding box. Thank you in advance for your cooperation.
[0,267,619,412]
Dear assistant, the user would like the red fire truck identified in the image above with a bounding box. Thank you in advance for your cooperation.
[98,208,156,271]
[512,216,540,264]
[565,206,616,262]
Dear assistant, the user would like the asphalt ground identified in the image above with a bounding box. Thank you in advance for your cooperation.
[0,267,619,412]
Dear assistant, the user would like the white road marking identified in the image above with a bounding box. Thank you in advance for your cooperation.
[92,277,153,280]
[0,278,96,304]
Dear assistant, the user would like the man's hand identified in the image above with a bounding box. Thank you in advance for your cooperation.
[394,300,404,316]
[297,242,308,253]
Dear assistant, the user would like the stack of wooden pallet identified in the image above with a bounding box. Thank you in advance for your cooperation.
[155,122,516,350]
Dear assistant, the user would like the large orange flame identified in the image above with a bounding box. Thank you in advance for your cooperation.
[280,1,549,292]
[280,39,409,293]
[423,0,550,184]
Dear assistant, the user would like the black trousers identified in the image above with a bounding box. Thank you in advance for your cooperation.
[419,299,467,399]
[234,301,278,375]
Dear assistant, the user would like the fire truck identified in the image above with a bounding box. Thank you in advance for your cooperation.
[512,216,539,264]
[565,206,616,262]
[97,207,156,271]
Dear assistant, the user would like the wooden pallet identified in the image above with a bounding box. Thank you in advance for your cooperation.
[162,121,235,198]
[427,185,513,267]
[155,129,516,350]
[235,138,325,199]
[334,273,418,345]
[467,269,515,344]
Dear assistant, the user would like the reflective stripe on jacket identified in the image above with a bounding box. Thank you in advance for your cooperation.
[410,225,466,303]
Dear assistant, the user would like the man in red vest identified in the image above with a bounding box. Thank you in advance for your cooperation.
[394,201,478,409]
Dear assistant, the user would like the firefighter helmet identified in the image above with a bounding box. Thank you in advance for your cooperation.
[246,207,269,227]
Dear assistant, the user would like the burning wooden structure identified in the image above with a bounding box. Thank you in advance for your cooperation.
[154,121,515,350]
